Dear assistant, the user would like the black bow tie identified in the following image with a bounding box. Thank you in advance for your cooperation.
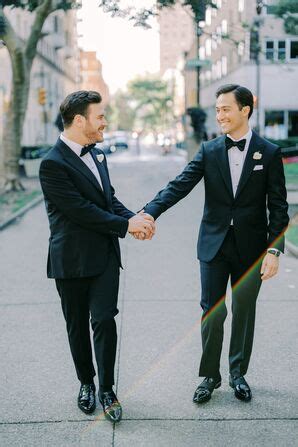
[80,144,95,157]
[225,136,246,152]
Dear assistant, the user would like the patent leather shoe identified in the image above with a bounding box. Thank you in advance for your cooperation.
[229,375,252,402]
[193,376,221,404]
[99,390,122,423]
[78,383,96,414]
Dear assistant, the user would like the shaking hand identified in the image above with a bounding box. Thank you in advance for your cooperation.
[128,211,155,240]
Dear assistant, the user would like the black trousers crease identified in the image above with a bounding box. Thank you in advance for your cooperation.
[55,249,120,387]
[199,227,262,378]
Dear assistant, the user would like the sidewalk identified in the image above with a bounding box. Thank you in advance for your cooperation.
[0,149,297,446]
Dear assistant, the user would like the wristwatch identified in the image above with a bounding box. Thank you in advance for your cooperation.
[267,248,281,257]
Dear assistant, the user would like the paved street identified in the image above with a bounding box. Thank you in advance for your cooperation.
[0,146,298,446]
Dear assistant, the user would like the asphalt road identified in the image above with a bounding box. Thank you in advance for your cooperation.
[0,146,297,446]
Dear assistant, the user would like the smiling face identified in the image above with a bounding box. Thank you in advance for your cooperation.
[216,91,250,136]
[82,102,107,144]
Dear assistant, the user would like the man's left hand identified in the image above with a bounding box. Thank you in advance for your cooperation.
[260,253,279,280]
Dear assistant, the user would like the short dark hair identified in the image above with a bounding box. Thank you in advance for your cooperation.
[60,90,102,127]
[216,84,254,119]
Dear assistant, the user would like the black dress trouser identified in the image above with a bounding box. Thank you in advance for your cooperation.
[199,227,262,379]
[55,249,120,387]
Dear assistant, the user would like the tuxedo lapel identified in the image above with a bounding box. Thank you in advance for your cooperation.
[235,131,264,200]
[213,137,234,198]
[90,150,112,205]
[56,139,105,197]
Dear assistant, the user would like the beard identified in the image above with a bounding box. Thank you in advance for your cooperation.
[84,125,104,144]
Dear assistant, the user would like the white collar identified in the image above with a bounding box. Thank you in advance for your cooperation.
[60,133,83,157]
[227,128,252,142]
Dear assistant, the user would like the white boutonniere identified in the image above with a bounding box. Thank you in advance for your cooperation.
[253,151,262,160]
[96,154,104,163]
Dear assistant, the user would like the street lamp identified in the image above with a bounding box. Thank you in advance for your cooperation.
[254,0,264,134]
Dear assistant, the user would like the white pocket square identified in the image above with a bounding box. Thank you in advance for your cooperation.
[253,165,263,171]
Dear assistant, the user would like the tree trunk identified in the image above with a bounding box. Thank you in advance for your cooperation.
[1,49,30,192]
[0,0,56,193]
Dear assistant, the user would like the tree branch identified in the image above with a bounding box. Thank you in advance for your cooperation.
[25,0,56,62]
[0,6,24,56]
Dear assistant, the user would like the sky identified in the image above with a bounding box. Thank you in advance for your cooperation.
[77,0,160,94]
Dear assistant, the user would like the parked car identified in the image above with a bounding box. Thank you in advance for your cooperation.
[20,144,51,177]
[112,131,129,150]
[21,144,51,159]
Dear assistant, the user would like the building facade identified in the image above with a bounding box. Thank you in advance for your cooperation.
[80,51,109,102]
[0,6,80,147]
[158,3,194,76]
[186,0,298,138]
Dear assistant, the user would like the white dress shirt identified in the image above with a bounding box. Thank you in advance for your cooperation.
[227,128,252,197]
[227,128,252,226]
[60,134,103,190]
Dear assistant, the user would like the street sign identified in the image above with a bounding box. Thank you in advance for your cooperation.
[185,58,211,70]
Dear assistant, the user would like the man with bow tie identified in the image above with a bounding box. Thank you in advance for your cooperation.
[140,84,289,404]
[39,90,155,423]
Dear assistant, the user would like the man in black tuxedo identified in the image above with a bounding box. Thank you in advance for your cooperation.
[140,84,289,403]
[39,91,155,422]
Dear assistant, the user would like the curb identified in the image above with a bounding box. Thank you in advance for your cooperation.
[0,194,43,231]
[285,239,298,258]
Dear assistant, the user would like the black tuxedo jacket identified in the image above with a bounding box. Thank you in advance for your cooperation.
[39,138,134,279]
[144,131,289,265]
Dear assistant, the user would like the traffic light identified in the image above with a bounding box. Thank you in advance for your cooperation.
[38,87,46,105]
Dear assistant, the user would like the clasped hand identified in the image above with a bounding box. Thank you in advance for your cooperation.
[128,211,155,240]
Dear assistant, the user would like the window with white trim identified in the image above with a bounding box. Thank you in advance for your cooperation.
[264,38,298,62]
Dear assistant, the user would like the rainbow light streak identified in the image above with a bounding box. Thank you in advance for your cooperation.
[82,225,289,434]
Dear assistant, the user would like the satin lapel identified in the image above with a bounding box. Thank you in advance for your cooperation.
[90,150,112,205]
[214,136,234,198]
[234,131,264,200]
[57,139,105,196]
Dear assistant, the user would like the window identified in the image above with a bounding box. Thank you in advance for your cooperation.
[205,38,212,56]
[221,20,228,36]
[216,60,222,79]
[289,111,298,137]
[264,111,286,139]
[265,39,298,61]
[265,111,298,138]
[278,40,286,60]
[290,41,298,60]
[265,40,274,60]
[238,0,244,12]
[238,42,245,57]
[205,7,212,26]
[199,46,205,60]
[212,63,217,80]
[222,56,227,76]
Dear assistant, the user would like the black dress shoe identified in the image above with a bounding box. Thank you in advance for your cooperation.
[229,375,252,402]
[78,383,96,414]
[193,376,221,404]
[99,390,122,423]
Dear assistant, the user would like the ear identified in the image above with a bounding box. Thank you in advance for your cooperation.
[73,114,85,128]
[242,105,250,117]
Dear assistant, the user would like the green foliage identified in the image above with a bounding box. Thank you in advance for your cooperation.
[127,76,174,133]
[100,0,211,25]
[108,91,136,131]
[0,1,76,12]
[273,0,298,35]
